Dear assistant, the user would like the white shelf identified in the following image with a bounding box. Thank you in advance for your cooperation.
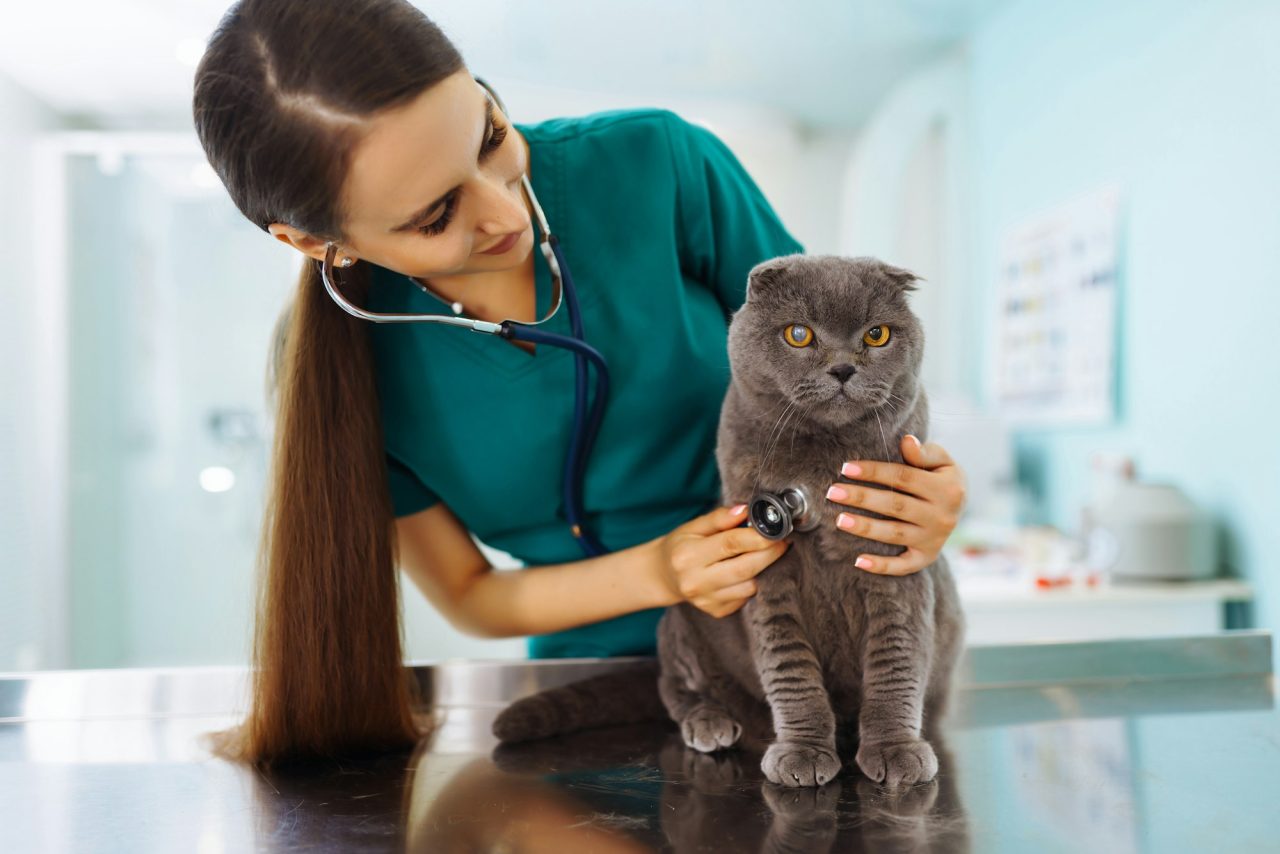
[955,577,1253,645]
[957,577,1254,605]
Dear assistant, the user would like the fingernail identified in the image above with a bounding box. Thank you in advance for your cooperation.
[842,462,862,477]
[730,503,747,515]
[837,513,855,530]
[909,434,922,449]
[826,485,847,501]
[855,556,873,570]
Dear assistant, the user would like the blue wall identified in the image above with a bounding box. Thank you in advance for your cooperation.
[966,0,1280,638]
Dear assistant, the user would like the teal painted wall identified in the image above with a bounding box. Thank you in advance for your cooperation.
[967,0,1280,639]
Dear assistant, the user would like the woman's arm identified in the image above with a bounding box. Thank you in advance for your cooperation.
[395,501,676,638]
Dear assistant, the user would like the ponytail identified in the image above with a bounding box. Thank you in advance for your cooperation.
[203,259,431,766]
[192,0,466,763]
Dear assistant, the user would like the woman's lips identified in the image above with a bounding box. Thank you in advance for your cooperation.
[478,230,521,255]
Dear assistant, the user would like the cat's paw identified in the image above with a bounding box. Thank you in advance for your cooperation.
[761,740,841,787]
[855,737,938,789]
[762,776,843,814]
[680,705,743,753]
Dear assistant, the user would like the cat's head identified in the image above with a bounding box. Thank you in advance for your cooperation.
[727,254,925,430]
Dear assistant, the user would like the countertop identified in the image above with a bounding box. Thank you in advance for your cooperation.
[1,631,1276,853]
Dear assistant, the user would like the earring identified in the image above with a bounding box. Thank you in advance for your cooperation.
[326,241,355,267]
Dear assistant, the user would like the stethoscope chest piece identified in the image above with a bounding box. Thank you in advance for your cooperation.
[748,486,821,541]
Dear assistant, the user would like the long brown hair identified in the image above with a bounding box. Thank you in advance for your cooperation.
[191,0,464,766]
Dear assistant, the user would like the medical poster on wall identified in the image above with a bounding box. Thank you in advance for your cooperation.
[994,186,1121,426]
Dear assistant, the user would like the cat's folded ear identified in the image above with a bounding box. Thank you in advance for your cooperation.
[745,254,801,301]
[878,261,922,292]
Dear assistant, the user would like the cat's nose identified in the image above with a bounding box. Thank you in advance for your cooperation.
[829,364,856,383]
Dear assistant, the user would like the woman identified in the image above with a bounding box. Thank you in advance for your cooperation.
[193,0,968,766]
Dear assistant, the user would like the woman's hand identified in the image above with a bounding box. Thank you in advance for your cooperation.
[651,504,790,618]
[825,434,967,577]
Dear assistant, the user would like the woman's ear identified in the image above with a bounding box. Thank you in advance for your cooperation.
[267,222,330,264]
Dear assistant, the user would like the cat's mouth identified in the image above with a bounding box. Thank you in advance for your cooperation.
[830,386,867,408]
[829,383,888,409]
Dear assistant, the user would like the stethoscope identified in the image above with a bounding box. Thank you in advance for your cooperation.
[318,77,611,558]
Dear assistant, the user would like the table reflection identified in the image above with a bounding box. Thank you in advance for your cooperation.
[245,716,970,853]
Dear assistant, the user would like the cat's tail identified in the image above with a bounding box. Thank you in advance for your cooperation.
[490,659,668,743]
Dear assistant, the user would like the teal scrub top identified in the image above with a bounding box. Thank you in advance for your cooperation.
[366,108,805,659]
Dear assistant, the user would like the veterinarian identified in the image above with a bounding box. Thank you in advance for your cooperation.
[193,0,968,764]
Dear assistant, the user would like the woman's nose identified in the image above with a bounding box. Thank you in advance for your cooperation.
[474,174,529,235]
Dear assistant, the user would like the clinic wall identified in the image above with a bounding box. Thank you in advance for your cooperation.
[965,0,1280,638]
[0,72,69,670]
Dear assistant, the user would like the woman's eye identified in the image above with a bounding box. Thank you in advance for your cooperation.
[415,122,509,237]
[863,325,891,347]
[417,192,459,236]
[783,324,814,348]
[484,121,509,155]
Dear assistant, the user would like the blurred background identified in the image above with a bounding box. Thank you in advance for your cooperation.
[2,0,1275,670]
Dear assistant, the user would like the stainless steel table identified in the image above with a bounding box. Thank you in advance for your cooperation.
[2,631,1275,853]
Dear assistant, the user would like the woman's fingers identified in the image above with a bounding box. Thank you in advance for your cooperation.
[684,539,789,616]
[839,458,947,502]
[832,511,927,548]
[900,434,956,471]
[691,524,778,568]
[851,546,932,576]
[840,437,967,514]
[680,502,750,537]
[703,540,788,591]
[832,439,967,568]
[697,575,765,618]
[706,580,760,617]
[825,481,933,526]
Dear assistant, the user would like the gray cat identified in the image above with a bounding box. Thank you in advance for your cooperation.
[655,254,965,789]
[493,254,966,790]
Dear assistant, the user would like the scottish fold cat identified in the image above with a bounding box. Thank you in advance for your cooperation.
[494,254,965,790]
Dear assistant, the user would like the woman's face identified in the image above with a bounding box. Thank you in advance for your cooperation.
[268,69,532,278]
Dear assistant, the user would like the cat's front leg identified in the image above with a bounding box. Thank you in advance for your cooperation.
[743,557,840,788]
[855,574,939,789]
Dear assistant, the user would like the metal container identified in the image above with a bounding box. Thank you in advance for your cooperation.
[1094,480,1216,581]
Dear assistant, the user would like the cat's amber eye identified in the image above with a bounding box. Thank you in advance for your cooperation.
[863,325,891,347]
[783,324,814,348]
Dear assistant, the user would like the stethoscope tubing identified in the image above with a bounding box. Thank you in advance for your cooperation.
[318,200,610,558]
[502,234,609,556]
[315,76,611,558]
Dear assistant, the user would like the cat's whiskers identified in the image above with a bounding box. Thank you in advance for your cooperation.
[877,382,934,447]
[886,387,978,421]
[753,399,799,494]
[873,405,891,460]
[750,395,795,467]
[883,388,908,419]
[760,399,797,462]
[790,398,819,457]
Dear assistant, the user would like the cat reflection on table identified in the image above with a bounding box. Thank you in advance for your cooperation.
[495,255,966,791]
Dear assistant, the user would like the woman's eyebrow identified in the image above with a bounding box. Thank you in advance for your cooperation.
[389,92,495,233]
